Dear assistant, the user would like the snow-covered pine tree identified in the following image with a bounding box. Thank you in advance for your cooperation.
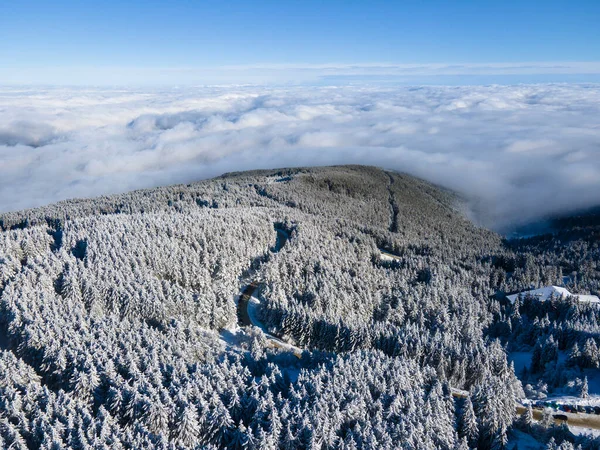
[580,376,589,399]
[458,396,479,446]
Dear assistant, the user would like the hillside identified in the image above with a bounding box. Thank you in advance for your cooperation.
[1,165,599,449]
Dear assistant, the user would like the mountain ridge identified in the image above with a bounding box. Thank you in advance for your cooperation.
[1,165,599,448]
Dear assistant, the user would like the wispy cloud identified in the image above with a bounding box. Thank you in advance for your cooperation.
[1,84,600,230]
[2,62,600,85]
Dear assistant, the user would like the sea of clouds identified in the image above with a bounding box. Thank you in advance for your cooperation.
[1,83,600,231]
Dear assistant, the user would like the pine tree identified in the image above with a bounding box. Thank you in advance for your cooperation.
[228,421,249,450]
[518,405,533,432]
[555,441,575,449]
[541,408,554,429]
[531,341,543,374]
[206,402,233,448]
[172,404,200,448]
[143,399,170,435]
[280,423,296,450]
[455,436,470,450]
[490,429,508,450]
[567,343,580,367]
[583,339,599,368]
[580,376,589,399]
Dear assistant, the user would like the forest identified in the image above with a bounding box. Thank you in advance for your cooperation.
[1,165,599,449]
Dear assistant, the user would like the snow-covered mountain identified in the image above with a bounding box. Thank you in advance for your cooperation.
[1,165,599,449]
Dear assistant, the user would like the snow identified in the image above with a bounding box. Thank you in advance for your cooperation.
[264,176,293,185]
[379,249,402,261]
[219,327,244,348]
[451,387,469,398]
[518,358,600,407]
[510,349,600,410]
[507,286,600,304]
[539,394,600,408]
[380,253,397,262]
[508,416,600,448]
[569,425,600,437]
[219,299,303,358]
[247,295,265,332]
[247,294,303,357]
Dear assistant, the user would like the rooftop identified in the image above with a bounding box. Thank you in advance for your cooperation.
[507,286,600,304]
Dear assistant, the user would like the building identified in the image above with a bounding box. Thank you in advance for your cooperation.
[507,286,600,304]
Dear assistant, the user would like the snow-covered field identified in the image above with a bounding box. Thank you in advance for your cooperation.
[510,350,600,408]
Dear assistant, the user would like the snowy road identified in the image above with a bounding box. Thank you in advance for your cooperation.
[452,389,600,431]
[231,227,302,357]
[235,282,302,358]
[520,406,600,430]
[236,283,257,327]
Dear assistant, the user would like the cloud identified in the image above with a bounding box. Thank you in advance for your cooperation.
[1,84,600,231]
[0,121,57,147]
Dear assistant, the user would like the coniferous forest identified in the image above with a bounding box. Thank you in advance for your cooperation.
[1,165,600,449]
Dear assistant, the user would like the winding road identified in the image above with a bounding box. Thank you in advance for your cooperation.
[234,228,302,357]
[236,283,258,327]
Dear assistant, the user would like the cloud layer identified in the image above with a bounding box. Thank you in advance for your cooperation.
[1,84,600,231]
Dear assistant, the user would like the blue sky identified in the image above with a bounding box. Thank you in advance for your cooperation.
[1,0,599,85]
